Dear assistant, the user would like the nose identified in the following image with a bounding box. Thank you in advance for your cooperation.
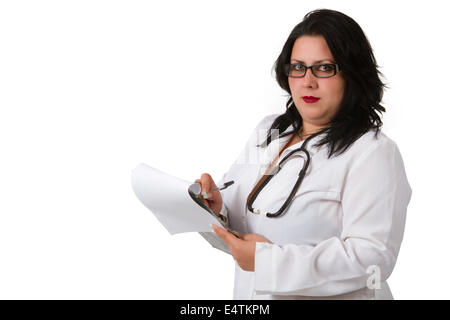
[301,68,318,89]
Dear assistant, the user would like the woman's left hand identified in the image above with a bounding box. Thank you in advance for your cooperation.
[212,224,272,272]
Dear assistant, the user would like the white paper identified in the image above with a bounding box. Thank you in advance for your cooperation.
[131,163,224,235]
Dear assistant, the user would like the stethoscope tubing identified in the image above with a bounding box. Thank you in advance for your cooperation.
[247,128,325,218]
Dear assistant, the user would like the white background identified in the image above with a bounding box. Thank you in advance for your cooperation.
[0,0,448,299]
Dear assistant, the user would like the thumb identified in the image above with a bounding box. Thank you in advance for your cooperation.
[212,224,237,246]
[240,233,272,243]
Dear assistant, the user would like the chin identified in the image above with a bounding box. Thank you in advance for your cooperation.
[299,110,326,121]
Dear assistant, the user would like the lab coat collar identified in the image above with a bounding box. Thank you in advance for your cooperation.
[257,125,326,175]
[268,124,326,154]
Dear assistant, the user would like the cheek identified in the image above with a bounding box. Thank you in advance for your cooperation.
[288,78,300,95]
[323,80,345,102]
[334,85,345,104]
[288,78,294,92]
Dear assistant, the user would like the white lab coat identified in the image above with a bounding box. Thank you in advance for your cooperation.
[217,113,412,300]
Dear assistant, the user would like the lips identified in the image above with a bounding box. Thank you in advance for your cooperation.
[302,96,320,103]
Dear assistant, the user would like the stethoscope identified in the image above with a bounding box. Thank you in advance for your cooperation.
[246,128,327,218]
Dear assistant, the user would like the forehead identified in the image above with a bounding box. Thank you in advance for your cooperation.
[290,35,335,63]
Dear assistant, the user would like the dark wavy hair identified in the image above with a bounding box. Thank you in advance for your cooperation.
[262,8,387,158]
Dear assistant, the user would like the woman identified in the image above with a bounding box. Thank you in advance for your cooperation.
[195,9,412,300]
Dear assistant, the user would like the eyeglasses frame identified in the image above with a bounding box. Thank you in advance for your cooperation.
[285,63,341,78]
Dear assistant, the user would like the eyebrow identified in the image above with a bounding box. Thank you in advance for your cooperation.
[290,59,334,64]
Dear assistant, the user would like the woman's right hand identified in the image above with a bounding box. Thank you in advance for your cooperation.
[195,173,223,217]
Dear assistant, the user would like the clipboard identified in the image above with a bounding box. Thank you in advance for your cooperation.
[131,163,239,255]
[187,187,240,254]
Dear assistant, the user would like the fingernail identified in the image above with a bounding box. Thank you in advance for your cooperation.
[210,223,215,232]
[202,190,209,198]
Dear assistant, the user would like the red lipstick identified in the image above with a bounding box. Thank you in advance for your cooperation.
[302,96,320,103]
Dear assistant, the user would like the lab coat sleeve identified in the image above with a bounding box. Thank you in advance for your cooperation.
[254,139,412,297]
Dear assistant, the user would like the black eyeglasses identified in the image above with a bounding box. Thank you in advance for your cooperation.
[285,63,341,78]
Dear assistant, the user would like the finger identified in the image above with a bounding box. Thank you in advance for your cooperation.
[240,233,272,243]
[202,192,212,199]
[201,173,217,200]
[200,173,212,193]
[241,233,264,241]
[212,224,237,246]
[201,173,218,194]
[194,178,211,205]
[240,233,253,241]
[193,179,203,195]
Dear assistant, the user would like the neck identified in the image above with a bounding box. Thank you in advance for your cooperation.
[299,122,328,140]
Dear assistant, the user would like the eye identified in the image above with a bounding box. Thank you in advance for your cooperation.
[318,64,333,71]
[293,64,306,71]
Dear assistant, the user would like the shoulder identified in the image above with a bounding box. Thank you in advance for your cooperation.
[340,129,411,199]
[351,129,399,155]
[253,113,281,131]
[340,129,404,170]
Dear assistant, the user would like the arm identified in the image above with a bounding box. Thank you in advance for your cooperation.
[253,140,412,296]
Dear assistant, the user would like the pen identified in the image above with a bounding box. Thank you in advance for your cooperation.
[201,180,234,199]
[211,180,234,192]
[189,180,234,199]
